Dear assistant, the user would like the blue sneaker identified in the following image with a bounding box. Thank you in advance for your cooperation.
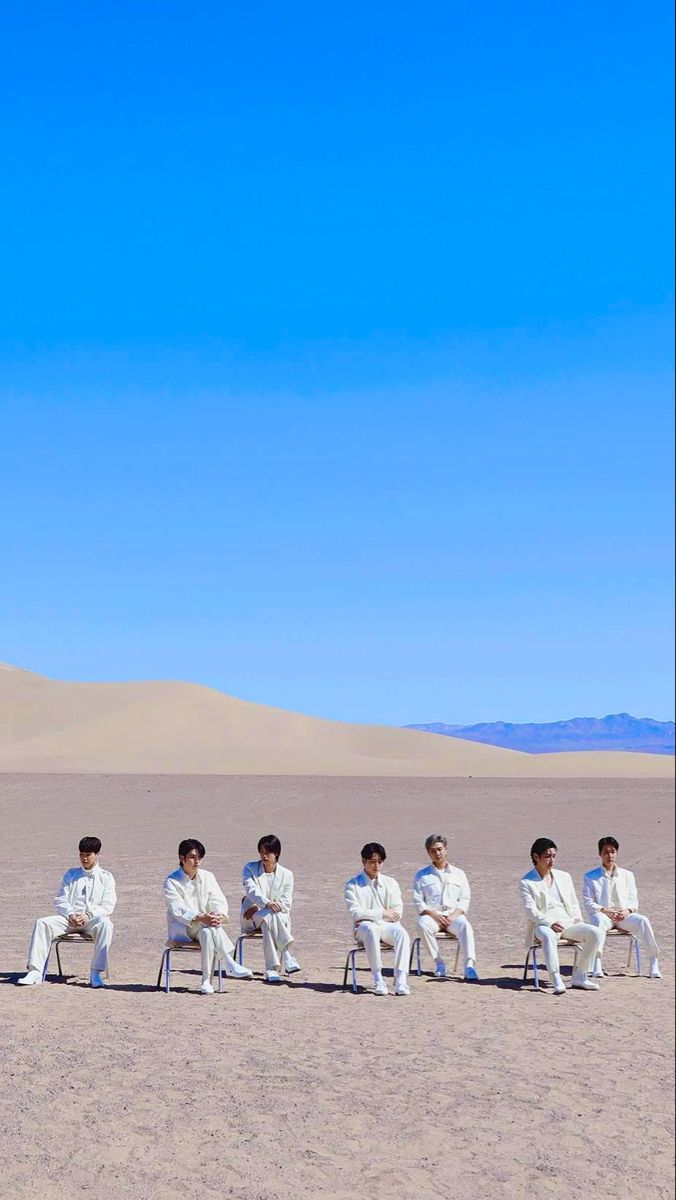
[464,966,479,983]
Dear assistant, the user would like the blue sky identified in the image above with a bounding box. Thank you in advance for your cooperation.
[1,2,673,724]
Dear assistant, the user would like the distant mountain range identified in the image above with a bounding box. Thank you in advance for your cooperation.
[404,713,675,755]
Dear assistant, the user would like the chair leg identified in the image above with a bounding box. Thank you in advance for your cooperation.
[216,956,223,993]
[453,942,460,976]
[634,939,642,977]
[408,938,416,974]
[55,940,64,980]
[235,935,245,966]
[522,950,531,984]
[165,949,171,993]
[156,950,167,990]
[342,952,350,991]
[351,950,359,994]
[416,938,423,976]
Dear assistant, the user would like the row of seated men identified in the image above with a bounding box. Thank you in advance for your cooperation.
[16,832,661,996]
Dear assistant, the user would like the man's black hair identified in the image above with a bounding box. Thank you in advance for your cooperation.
[361,842,387,862]
[178,838,206,862]
[598,836,620,853]
[530,837,557,864]
[258,834,282,859]
[79,836,102,855]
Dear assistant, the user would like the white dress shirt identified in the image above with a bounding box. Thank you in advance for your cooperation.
[54,865,117,919]
[412,863,471,915]
[344,871,403,924]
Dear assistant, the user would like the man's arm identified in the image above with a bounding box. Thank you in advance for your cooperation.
[582,874,601,919]
[625,870,638,913]
[89,873,116,918]
[345,880,383,924]
[242,865,269,910]
[206,874,228,921]
[54,871,73,919]
[275,869,293,914]
[163,877,199,928]
[565,874,583,922]
[519,878,545,926]
[456,871,471,915]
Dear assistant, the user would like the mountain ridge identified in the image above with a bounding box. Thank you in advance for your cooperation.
[405,713,675,755]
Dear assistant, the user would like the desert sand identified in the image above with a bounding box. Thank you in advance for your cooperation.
[0,664,672,777]
[1,773,673,1200]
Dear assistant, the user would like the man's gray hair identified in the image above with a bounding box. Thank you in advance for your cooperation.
[425,833,447,851]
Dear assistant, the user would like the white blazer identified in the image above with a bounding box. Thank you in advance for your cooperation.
[344,871,403,926]
[163,867,229,941]
[412,864,471,915]
[240,861,294,919]
[54,865,116,920]
[519,867,582,946]
[583,865,638,919]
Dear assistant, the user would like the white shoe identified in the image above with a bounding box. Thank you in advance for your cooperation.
[90,971,106,989]
[592,962,605,978]
[395,981,411,996]
[264,970,282,984]
[225,962,253,980]
[373,979,389,996]
[649,959,662,979]
[200,980,215,995]
[434,959,447,978]
[552,974,566,995]
[17,969,43,987]
[571,974,600,991]
[283,952,301,974]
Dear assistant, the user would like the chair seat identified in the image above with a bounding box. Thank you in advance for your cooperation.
[55,931,94,942]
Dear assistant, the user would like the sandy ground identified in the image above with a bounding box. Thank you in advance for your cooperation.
[0,775,673,1200]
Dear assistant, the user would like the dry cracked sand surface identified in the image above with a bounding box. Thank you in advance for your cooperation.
[0,775,673,1199]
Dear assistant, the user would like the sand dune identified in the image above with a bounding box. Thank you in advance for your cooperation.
[0,662,672,777]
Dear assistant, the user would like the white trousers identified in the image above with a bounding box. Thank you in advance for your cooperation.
[175,920,235,982]
[534,922,602,978]
[355,920,410,978]
[590,911,659,958]
[240,908,294,970]
[27,914,113,975]
[418,913,476,965]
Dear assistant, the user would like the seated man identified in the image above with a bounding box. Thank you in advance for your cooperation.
[344,842,411,996]
[164,838,253,995]
[583,836,661,979]
[18,836,116,988]
[413,833,479,981]
[240,834,300,984]
[520,837,603,995]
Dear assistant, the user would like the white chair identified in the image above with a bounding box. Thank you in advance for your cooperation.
[342,941,396,993]
[156,940,223,994]
[597,926,642,975]
[409,930,461,977]
[523,937,581,991]
[44,931,109,982]
[234,929,264,969]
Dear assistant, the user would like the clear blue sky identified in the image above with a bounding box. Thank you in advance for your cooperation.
[1,2,673,724]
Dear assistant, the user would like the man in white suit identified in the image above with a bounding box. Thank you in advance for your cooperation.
[18,836,116,988]
[413,834,479,981]
[164,838,253,995]
[240,834,300,984]
[583,836,661,979]
[520,838,602,995]
[344,842,411,996]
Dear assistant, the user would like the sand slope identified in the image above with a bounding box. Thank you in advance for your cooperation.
[0,663,672,777]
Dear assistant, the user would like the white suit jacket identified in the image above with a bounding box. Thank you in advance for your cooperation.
[54,865,116,920]
[163,867,229,940]
[519,867,582,946]
[240,861,294,919]
[344,871,404,926]
[412,864,470,915]
[583,866,638,919]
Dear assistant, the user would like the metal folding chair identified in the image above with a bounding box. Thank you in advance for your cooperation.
[342,942,395,993]
[598,926,642,975]
[44,931,106,981]
[234,929,264,968]
[523,936,580,991]
[409,930,461,977]
[156,940,223,993]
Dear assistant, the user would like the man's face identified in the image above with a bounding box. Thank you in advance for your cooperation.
[259,846,279,872]
[363,853,384,880]
[79,849,99,870]
[535,847,557,874]
[427,841,448,869]
[180,849,203,878]
[600,844,618,871]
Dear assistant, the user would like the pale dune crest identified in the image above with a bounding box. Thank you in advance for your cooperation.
[0,663,672,777]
